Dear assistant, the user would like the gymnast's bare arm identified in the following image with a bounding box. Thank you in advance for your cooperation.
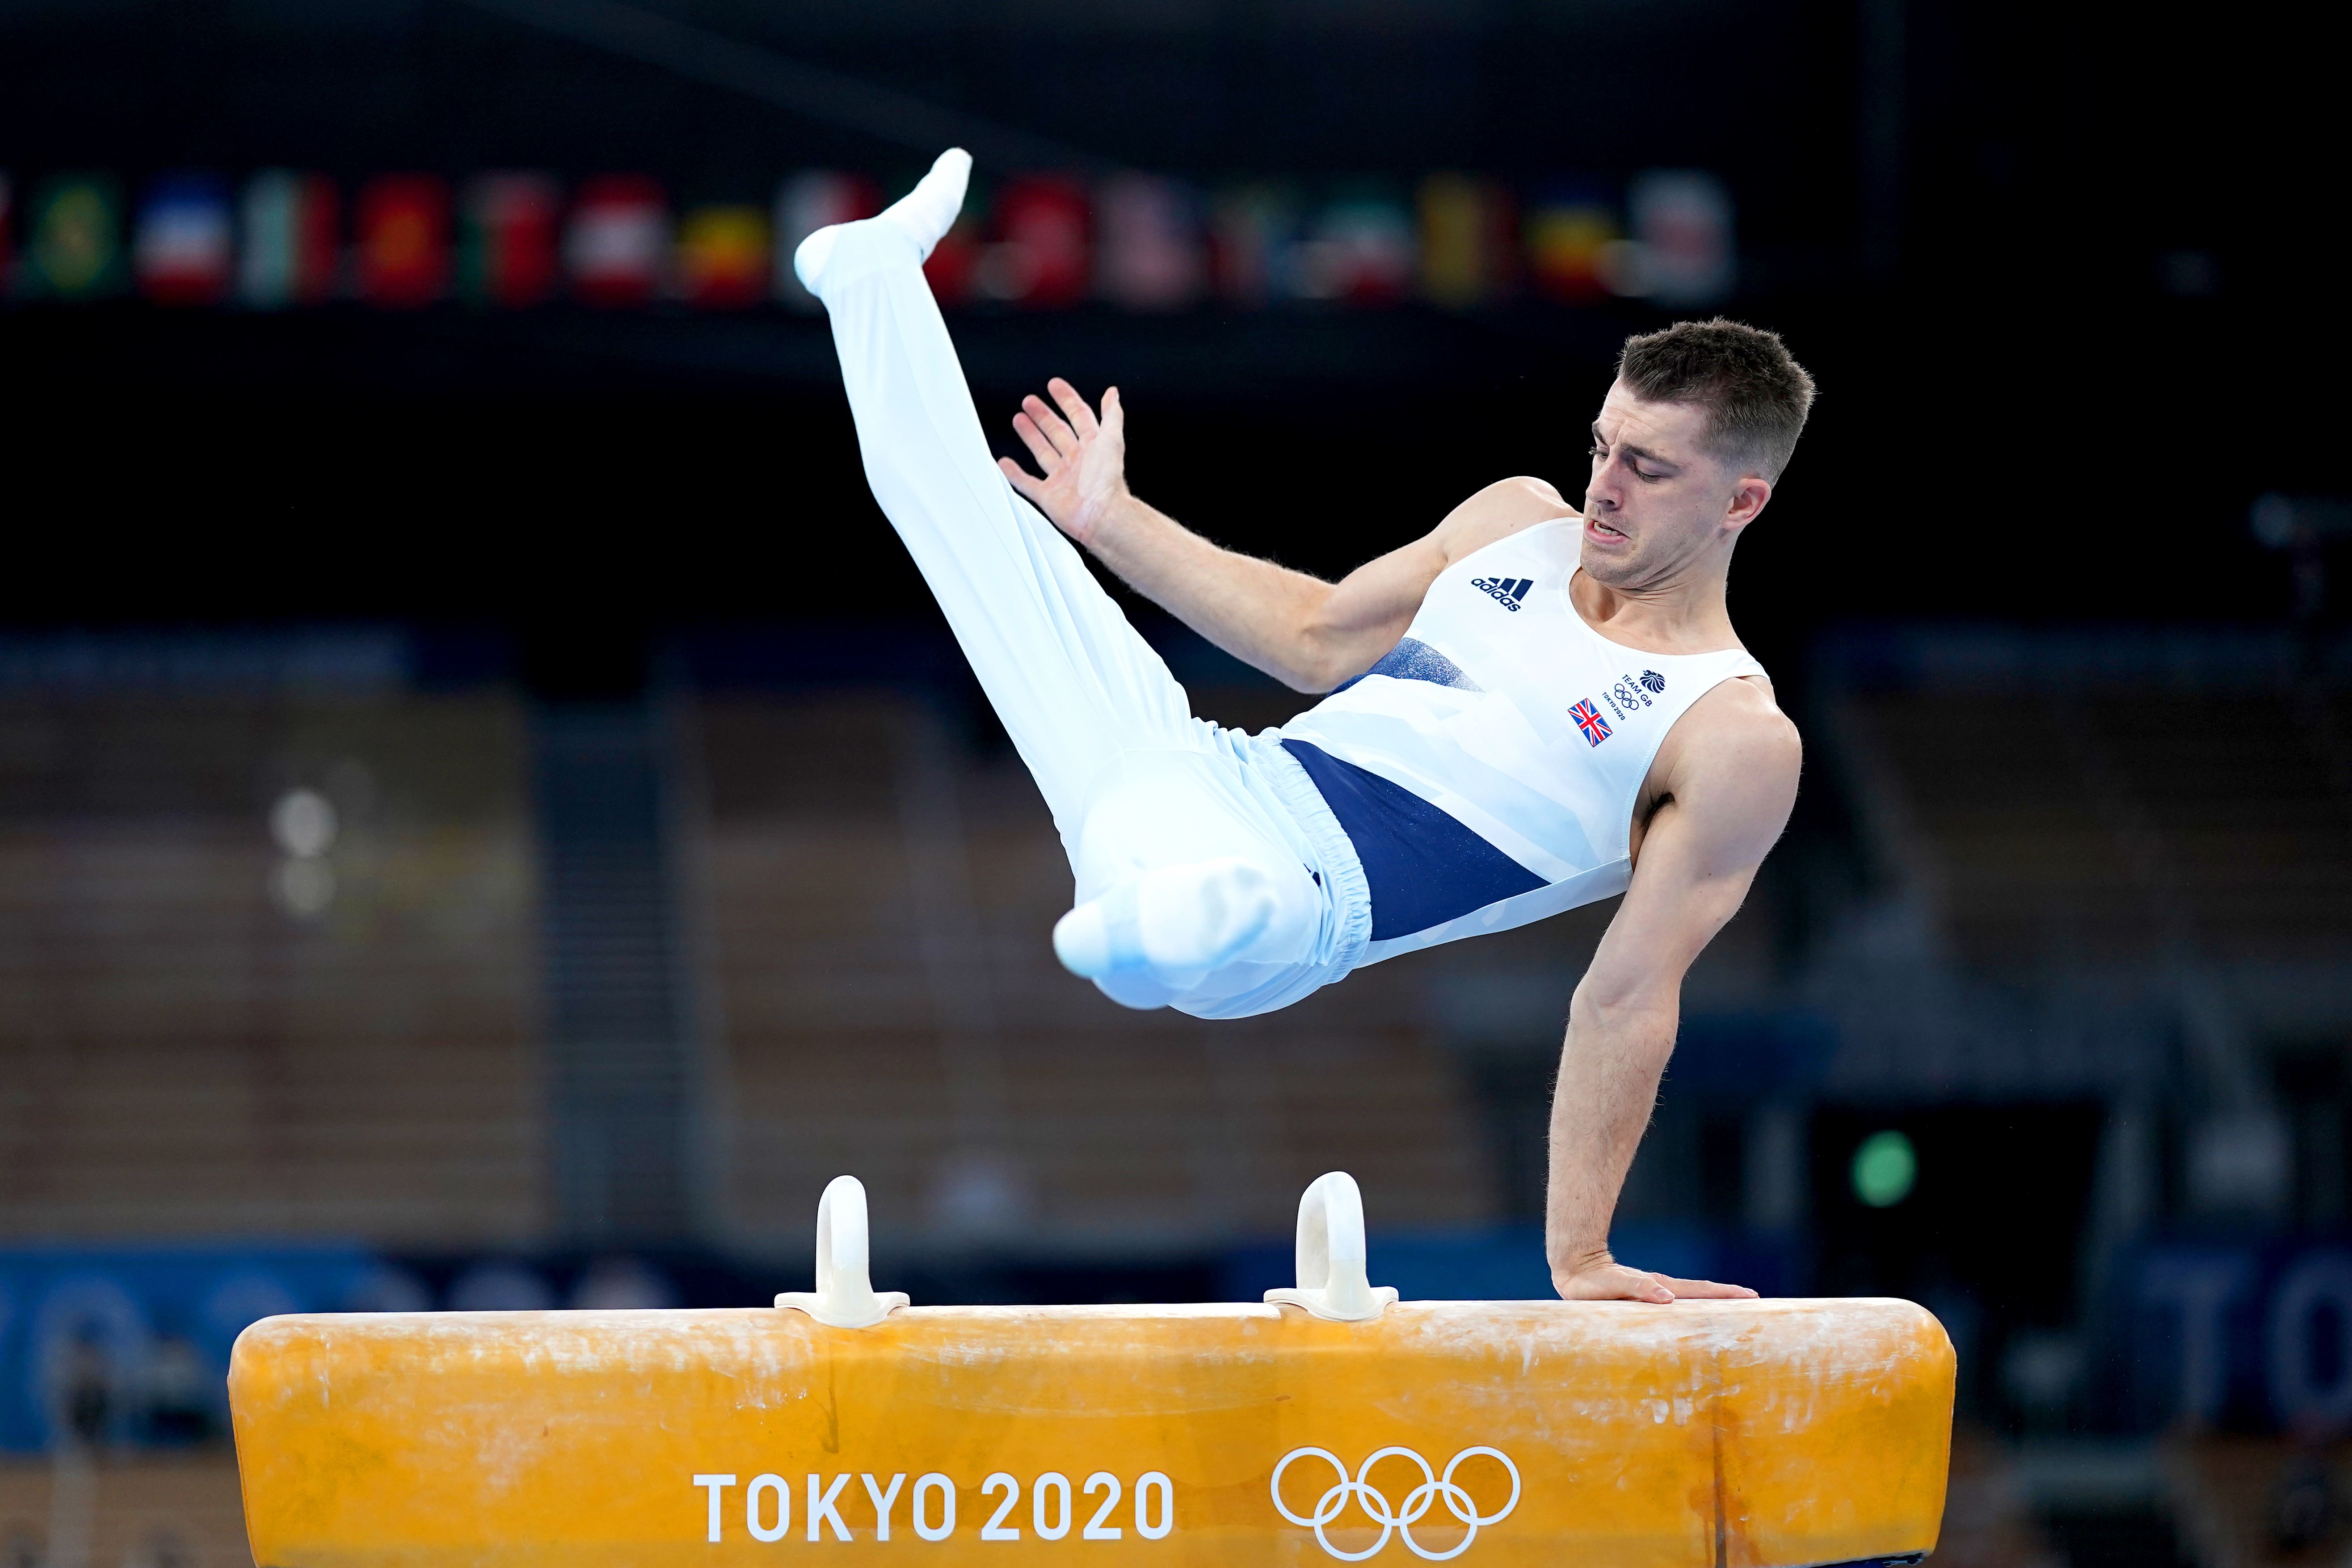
[997,378,1571,693]
[1547,676,1801,1303]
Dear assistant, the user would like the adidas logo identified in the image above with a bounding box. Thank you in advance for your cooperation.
[1472,576,1534,611]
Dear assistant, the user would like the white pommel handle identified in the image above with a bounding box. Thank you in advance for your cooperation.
[774,1175,911,1328]
[1264,1171,1399,1322]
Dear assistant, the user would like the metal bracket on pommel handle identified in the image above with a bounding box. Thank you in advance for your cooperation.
[1263,1170,1399,1322]
[774,1174,910,1328]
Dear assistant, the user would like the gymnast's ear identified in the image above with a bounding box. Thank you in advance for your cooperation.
[1723,471,1772,533]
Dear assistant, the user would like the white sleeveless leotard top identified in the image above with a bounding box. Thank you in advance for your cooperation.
[1271,517,1767,965]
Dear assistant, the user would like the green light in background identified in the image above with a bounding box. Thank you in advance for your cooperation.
[1851,1130,1917,1208]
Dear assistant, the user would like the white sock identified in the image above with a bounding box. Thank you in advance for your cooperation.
[792,147,971,298]
[1052,857,1278,986]
[880,147,972,257]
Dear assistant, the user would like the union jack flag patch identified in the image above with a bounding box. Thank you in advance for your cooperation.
[1571,699,1611,746]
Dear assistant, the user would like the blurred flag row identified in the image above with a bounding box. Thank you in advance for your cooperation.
[0,167,1735,313]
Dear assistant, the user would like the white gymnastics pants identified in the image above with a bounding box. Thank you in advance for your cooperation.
[814,224,1363,1017]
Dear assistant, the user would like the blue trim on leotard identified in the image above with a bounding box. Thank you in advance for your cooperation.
[1332,636,1484,695]
[1280,739,1546,940]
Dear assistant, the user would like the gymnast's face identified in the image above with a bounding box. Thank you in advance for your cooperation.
[1580,380,1771,591]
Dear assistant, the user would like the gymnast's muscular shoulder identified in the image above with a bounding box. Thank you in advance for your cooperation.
[1430,476,1580,566]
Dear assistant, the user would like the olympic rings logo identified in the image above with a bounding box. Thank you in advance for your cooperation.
[1270,1446,1521,1561]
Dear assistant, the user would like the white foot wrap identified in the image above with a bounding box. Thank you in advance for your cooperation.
[792,147,971,299]
[1053,857,1279,988]
[880,147,972,257]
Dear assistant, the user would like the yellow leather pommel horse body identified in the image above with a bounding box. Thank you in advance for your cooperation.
[229,1174,1955,1568]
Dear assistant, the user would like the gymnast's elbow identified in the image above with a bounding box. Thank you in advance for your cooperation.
[1216,624,1335,694]
[1276,639,1366,696]
[1279,607,1381,694]
[1566,977,1681,1048]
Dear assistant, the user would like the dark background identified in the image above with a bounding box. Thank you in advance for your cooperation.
[2,0,2339,667]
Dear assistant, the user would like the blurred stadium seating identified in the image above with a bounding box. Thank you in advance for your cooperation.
[1808,627,2352,1090]
[0,1452,247,1568]
[0,673,542,1244]
[1836,679,2352,974]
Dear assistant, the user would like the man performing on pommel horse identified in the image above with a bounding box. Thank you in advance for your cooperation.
[795,150,1813,1308]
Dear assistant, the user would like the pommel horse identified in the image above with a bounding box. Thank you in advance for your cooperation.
[229,1173,1953,1566]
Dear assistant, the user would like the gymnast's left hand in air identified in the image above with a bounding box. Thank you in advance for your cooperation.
[797,148,1810,1303]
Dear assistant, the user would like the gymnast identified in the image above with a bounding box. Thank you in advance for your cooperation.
[794,150,1813,1305]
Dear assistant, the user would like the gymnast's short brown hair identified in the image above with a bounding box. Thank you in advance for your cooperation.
[1617,318,1816,481]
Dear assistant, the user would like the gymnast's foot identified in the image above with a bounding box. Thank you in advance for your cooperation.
[793,147,971,297]
[1052,858,1279,989]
